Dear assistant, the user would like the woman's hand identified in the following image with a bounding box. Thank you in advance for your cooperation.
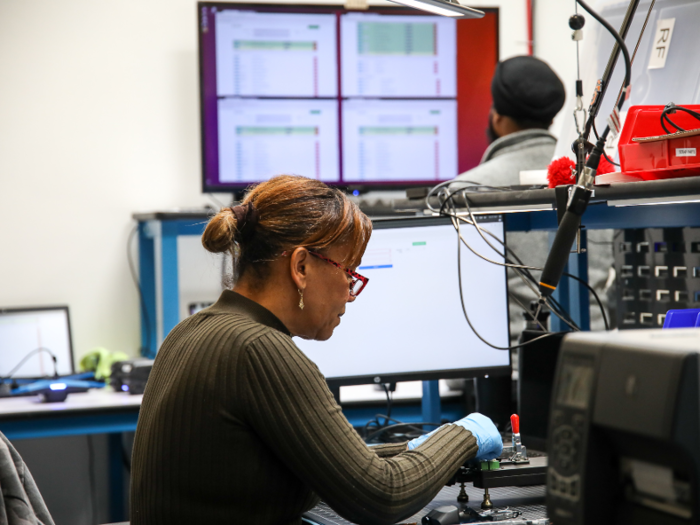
[407,413,502,461]
[454,413,503,461]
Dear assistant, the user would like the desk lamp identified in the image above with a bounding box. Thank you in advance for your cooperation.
[387,0,484,18]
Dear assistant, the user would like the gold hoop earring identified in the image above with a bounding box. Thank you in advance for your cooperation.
[298,289,305,310]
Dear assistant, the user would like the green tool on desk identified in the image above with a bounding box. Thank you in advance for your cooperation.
[79,347,129,380]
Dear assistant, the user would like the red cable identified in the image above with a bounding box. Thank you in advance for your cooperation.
[526,0,533,55]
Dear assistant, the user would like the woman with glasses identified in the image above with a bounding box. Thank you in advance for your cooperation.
[130,175,502,525]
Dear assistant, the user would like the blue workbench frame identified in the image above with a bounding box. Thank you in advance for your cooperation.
[0,412,139,441]
[138,219,210,358]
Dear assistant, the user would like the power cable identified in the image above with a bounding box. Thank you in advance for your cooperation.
[452,208,607,332]
[454,219,572,351]
[437,184,609,331]
[613,0,656,109]
[423,182,610,348]
[2,348,58,381]
[591,120,620,166]
[380,384,393,426]
[364,422,442,444]
[441,188,585,331]
[450,212,580,332]
[367,415,437,440]
[660,104,700,135]
[578,0,632,120]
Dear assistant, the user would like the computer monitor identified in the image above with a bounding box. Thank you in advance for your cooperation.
[0,306,75,379]
[294,216,511,386]
[198,3,499,191]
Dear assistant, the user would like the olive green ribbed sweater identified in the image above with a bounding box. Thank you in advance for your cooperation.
[130,290,478,525]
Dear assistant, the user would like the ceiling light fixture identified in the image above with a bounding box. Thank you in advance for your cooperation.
[388,0,485,18]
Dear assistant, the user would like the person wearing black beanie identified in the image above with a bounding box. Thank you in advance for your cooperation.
[450,55,613,344]
[487,55,565,144]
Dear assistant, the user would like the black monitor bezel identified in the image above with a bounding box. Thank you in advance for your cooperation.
[315,214,511,388]
[197,2,500,194]
[0,305,75,379]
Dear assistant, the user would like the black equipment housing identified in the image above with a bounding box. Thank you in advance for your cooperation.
[110,359,154,395]
[547,329,700,524]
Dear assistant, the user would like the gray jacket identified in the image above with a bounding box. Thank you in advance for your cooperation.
[451,129,612,339]
[454,129,558,188]
[0,433,54,525]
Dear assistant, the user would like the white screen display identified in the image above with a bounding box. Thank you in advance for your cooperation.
[215,11,338,98]
[342,99,457,182]
[218,98,340,183]
[340,13,456,98]
[0,308,74,378]
[210,7,464,186]
[295,218,510,380]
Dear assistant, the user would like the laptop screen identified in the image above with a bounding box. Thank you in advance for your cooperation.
[0,306,75,379]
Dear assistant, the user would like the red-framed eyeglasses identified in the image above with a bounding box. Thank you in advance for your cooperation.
[280,249,369,297]
[307,251,369,297]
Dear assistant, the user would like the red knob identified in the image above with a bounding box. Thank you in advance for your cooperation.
[511,414,520,434]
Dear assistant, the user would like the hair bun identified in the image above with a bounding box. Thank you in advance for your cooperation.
[201,208,237,254]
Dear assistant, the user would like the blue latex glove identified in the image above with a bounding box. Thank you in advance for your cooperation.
[407,413,503,461]
[406,426,440,450]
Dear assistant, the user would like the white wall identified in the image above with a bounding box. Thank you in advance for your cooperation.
[0,0,219,362]
[0,0,577,364]
[533,0,580,137]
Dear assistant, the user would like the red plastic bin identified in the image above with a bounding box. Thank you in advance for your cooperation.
[617,104,700,180]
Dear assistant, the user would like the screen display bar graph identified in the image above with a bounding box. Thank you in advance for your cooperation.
[343,99,457,182]
[357,22,436,55]
[218,99,339,183]
[216,11,338,98]
[342,13,456,98]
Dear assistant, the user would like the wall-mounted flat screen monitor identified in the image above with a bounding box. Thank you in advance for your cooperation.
[0,306,75,379]
[294,216,511,386]
[198,3,499,191]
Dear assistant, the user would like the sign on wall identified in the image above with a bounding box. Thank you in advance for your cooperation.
[648,18,675,70]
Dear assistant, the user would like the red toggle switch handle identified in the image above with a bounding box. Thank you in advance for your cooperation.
[511,414,520,434]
